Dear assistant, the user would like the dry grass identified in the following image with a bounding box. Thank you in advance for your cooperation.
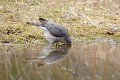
[0,0,120,44]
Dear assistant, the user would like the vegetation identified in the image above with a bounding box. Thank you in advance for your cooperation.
[0,0,120,44]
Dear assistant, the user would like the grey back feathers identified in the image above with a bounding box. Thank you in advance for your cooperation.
[44,21,69,37]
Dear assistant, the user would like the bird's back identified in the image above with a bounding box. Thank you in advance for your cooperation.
[45,21,69,37]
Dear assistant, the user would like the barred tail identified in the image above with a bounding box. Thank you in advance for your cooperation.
[27,22,43,27]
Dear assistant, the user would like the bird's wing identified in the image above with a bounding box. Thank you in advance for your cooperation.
[45,22,69,37]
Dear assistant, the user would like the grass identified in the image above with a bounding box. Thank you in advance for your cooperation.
[0,0,120,44]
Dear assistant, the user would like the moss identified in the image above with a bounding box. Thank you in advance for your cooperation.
[0,9,11,13]
[0,0,120,44]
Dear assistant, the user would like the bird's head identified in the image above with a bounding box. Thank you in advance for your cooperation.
[65,36,72,44]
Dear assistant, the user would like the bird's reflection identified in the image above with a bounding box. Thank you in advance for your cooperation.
[26,44,71,66]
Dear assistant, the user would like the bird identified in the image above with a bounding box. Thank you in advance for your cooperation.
[27,18,71,44]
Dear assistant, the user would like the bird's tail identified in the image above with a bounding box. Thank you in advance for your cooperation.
[26,22,43,27]
[39,18,47,26]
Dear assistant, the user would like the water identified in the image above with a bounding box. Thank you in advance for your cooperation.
[0,41,120,80]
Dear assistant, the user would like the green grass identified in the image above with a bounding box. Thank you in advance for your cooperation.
[0,0,120,44]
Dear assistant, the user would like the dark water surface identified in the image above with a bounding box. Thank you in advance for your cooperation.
[0,41,120,80]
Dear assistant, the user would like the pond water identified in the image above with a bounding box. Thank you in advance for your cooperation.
[0,41,120,80]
